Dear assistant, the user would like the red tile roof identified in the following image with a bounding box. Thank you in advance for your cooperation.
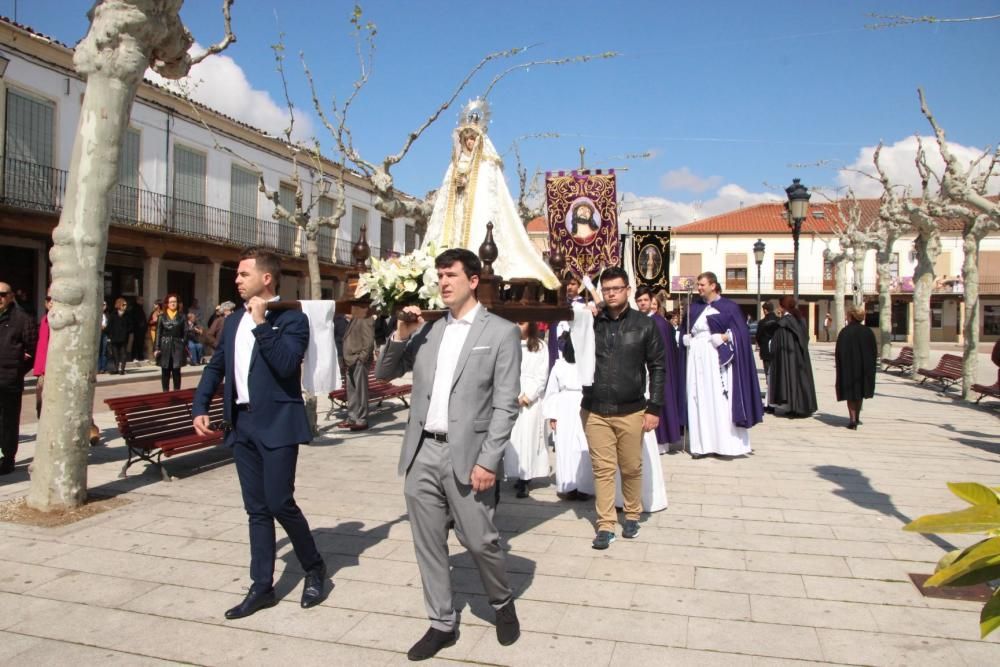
[526,216,548,233]
[672,197,988,235]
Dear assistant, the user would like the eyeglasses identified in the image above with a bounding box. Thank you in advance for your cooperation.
[602,285,628,294]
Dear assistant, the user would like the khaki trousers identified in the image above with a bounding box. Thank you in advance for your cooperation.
[583,409,644,532]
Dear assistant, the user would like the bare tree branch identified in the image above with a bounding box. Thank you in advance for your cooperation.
[481,50,620,99]
[190,0,237,65]
[866,12,1000,29]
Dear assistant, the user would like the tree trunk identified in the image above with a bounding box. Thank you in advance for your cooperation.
[911,233,940,376]
[832,259,847,339]
[960,233,980,400]
[28,52,141,511]
[306,232,322,300]
[875,251,894,360]
[852,248,866,307]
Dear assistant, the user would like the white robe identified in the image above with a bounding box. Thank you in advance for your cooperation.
[542,358,594,494]
[504,342,550,481]
[424,130,559,289]
[685,306,752,456]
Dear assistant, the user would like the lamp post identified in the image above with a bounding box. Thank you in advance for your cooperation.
[785,178,811,302]
[753,238,766,320]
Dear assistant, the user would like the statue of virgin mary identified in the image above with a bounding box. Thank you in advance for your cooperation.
[423,99,559,289]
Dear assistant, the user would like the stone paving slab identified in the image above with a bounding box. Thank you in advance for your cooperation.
[1,347,999,664]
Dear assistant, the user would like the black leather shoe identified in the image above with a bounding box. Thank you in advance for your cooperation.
[225,586,277,619]
[495,600,520,646]
[407,627,457,661]
[0,458,14,475]
[301,562,327,608]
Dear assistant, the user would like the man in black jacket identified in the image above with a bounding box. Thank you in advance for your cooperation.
[0,281,37,475]
[755,301,778,376]
[582,267,665,549]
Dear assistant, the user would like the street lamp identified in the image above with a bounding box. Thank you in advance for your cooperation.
[785,178,811,302]
[753,238,766,320]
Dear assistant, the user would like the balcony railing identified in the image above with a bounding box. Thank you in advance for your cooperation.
[0,156,365,267]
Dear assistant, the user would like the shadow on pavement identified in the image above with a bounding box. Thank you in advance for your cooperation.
[814,464,957,553]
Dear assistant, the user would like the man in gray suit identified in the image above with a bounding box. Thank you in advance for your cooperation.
[376,248,521,661]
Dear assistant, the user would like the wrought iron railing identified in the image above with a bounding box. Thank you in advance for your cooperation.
[0,156,366,267]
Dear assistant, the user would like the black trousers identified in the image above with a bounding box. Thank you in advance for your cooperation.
[232,411,322,589]
[0,387,23,461]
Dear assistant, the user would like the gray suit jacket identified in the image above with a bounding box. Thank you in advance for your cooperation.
[375,306,521,480]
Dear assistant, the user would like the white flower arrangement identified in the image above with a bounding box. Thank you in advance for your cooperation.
[354,242,446,315]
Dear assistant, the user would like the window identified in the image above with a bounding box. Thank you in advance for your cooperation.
[351,205,369,242]
[230,164,259,245]
[405,224,416,253]
[380,216,394,258]
[774,254,794,290]
[889,252,899,281]
[112,127,140,222]
[823,258,836,290]
[678,253,701,279]
[725,253,747,290]
[984,304,1000,336]
[172,144,206,234]
[981,251,1000,294]
[4,88,56,206]
[934,251,953,287]
[317,196,335,220]
[278,182,296,215]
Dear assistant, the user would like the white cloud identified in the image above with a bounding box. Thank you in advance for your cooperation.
[836,136,1000,198]
[619,184,783,229]
[145,44,315,143]
[659,166,722,194]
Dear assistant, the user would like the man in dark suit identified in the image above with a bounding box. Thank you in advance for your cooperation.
[376,248,521,661]
[192,247,326,620]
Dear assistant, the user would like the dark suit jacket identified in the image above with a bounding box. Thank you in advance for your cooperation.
[192,303,312,448]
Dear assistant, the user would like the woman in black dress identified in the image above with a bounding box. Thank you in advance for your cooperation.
[154,293,186,391]
[767,295,818,418]
[834,305,877,429]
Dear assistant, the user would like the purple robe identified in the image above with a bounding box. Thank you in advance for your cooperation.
[681,296,763,429]
[650,313,684,443]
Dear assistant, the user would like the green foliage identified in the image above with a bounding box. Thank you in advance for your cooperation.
[904,482,1000,638]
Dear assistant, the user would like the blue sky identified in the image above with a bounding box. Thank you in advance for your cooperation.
[14,0,1000,227]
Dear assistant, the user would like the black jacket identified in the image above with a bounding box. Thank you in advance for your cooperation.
[106,309,132,344]
[582,305,665,415]
[155,312,187,369]
[0,305,37,388]
[756,312,778,362]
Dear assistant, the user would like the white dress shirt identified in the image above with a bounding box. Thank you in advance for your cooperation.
[423,303,480,434]
[234,297,279,405]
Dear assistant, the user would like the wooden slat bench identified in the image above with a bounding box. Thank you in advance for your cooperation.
[971,382,1000,404]
[881,345,914,374]
[327,358,412,418]
[105,387,226,481]
[916,354,964,392]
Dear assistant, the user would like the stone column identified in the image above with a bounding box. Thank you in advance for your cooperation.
[957,300,965,345]
[207,260,222,311]
[807,301,817,342]
[143,255,161,306]
[907,301,914,344]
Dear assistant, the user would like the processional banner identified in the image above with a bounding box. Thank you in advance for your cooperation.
[545,170,620,279]
[632,230,671,294]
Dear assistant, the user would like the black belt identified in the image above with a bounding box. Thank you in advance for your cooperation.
[422,430,448,443]
[236,403,251,411]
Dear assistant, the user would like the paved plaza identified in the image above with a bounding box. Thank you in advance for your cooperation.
[1,346,999,665]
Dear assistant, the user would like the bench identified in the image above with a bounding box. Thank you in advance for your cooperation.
[916,354,964,392]
[327,360,412,417]
[881,345,914,374]
[971,382,1000,404]
[105,387,226,481]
